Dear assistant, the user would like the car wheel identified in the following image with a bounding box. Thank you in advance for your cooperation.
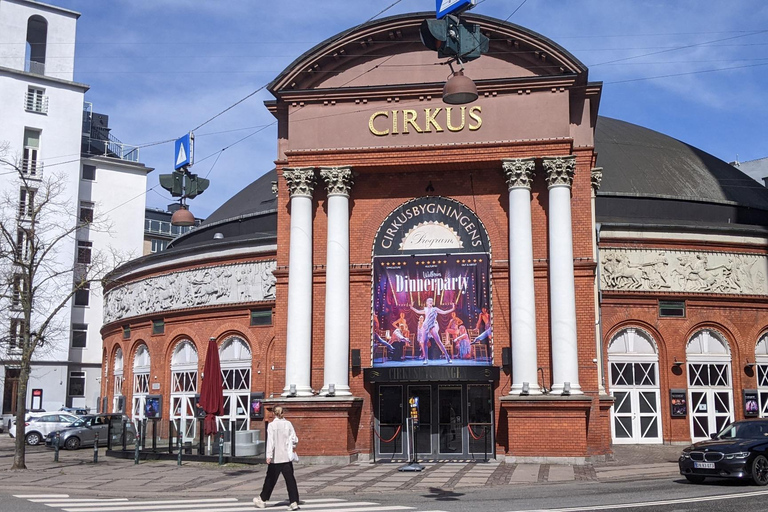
[25,432,41,446]
[64,437,81,450]
[752,455,768,486]
[685,475,706,484]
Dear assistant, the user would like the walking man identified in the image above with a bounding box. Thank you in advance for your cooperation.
[254,406,300,510]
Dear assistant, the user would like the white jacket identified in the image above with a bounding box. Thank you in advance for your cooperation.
[266,417,298,463]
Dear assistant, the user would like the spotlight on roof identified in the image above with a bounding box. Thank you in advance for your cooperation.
[213,232,224,240]
[443,68,478,105]
[171,205,195,227]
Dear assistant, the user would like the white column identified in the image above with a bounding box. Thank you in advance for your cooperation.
[319,166,354,397]
[283,167,316,397]
[502,158,540,395]
[544,155,582,395]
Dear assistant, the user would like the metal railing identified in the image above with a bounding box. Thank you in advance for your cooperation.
[81,135,140,162]
[24,92,48,114]
[20,159,43,179]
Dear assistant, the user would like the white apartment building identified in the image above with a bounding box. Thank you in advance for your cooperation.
[0,0,151,430]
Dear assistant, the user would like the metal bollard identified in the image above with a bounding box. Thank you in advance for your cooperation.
[177,434,182,466]
[134,428,141,465]
[93,432,99,463]
[218,432,224,466]
[53,432,60,462]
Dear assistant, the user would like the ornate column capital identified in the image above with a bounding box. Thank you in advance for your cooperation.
[591,167,603,192]
[283,167,316,198]
[319,166,354,197]
[502,157,536,190]
[543,155,576,189]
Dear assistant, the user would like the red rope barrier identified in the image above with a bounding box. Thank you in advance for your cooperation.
[373,425,402,443]
[468,424,488,440]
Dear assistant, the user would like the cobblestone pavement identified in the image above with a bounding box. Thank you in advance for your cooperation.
[0,436,684,498]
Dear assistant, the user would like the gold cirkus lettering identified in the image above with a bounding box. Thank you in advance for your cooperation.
[392,110,399,134]
[446,107,466,132]
[468,106,482,131]
[424,108,443,132]
[402,110,422,134]
[369,111,389,136]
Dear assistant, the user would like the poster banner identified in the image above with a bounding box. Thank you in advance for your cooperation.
[373,253,491,367]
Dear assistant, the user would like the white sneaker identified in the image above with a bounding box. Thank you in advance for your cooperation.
[253,497,266,509]
[287,503,300,510]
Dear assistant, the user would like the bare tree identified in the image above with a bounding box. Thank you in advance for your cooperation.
[0,149,121,469]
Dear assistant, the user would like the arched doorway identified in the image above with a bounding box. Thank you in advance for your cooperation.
[687,329,733,441]
[132,344,150,426]
[218,336,252,432]
[608,328,662,444]
[756,333,768,418]
[112,348,124,413]
[170,340,198,442]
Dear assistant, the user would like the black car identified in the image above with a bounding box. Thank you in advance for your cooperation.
[679,419,768,485]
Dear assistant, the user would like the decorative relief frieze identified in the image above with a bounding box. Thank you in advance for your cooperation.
[320,166,354,196]
[103,260,277,324]
[283,167,316,197]
[600,249,767,295]
[543,155,576,188]
[502,157,536,190]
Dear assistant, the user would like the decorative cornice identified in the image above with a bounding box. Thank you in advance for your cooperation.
[319,166,354,197]
[591,167,603,192]
[543,155,576,189]
[502,157,536,190]
[283,167,316,198]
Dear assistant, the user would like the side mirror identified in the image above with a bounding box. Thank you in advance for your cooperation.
[710,433,718,439]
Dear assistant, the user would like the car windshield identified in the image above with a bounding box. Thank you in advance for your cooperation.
[717,422,768,439]
[69,419,87,428]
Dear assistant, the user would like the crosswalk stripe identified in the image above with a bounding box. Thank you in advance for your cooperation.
[183,502,407,512]
[30,499,130,504]
[14,494,70,499]
[63,499,239,512]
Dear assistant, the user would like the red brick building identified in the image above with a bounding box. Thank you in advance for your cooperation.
[100,13,768,463]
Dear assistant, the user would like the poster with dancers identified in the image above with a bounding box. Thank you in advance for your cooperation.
[372,253,491,367]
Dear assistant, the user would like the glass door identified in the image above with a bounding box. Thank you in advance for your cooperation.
[409,385,432,456]
[438,386,462,455]
[467,384,494,456]
[376,385,403,460]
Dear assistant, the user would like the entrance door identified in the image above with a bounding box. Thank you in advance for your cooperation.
[611,389,661,443]
[374,382,494,461]
[689,387,733,440]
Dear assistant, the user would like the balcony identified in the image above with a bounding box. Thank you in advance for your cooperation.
[81,135,140,162]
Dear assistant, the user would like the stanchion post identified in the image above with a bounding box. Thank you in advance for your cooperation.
[168,420,174,454]
[122,420,127,451]
[134,427,141,465]
[218,432,224,465]
[230,422,236,458]
[177,432,182,466]
[93,432,99,463]
[53,432,60,462]
[484,425,489,463]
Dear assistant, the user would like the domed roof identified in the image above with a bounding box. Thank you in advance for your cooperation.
[595,117,768,229]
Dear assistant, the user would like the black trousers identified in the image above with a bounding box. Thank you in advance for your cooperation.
[259,461,299,504]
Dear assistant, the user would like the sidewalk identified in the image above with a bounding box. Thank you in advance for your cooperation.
[0,437,683,498]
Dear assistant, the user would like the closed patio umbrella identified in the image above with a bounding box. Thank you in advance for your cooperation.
[199,337,224,436]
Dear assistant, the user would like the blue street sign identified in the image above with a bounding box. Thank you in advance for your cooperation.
[174,132,193,170]
[436,0,475,19]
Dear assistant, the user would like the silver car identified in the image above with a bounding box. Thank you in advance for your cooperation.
[45,414,135,450]
[9,412,80,446]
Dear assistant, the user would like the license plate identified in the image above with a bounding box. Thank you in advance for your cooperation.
[694,462,715,469]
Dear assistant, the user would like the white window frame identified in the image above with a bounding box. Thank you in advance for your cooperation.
[25,87,48,114]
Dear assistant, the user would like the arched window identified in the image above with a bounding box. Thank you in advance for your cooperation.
[219,337,252,432]
[25,15,48,74]
[607,328,662,443]
[687,329,733,441]
[132,344,150,425]
[756,334,768,418]
[112,348,124,413]
[170,340,198,441]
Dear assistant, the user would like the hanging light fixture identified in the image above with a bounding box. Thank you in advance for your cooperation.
[171,204,195,226]
[443,68,478,105]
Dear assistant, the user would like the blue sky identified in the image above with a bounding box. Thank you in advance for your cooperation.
[51,0,768,219]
